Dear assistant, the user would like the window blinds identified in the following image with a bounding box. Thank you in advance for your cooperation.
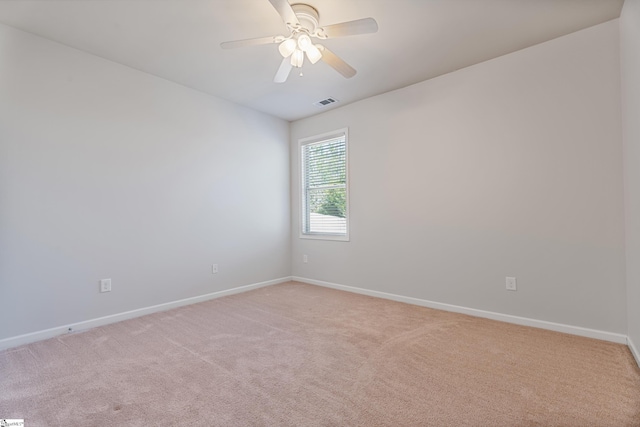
[301,134,347,236]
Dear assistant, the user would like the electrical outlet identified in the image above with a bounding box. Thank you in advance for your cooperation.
[506,276,517,291]
[212,264,218,274]
[100,279,112,293]
[303,254,308,263]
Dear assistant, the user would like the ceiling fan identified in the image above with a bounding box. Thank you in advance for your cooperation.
[220,0,378,83]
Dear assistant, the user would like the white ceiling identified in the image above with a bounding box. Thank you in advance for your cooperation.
[0,0,624,121]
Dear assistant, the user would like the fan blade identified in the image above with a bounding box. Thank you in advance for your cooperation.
[317,45,356,78]
[221,36,278,49]
[320,18,378,38]
[274,57,293,83]
[268,0,300,27]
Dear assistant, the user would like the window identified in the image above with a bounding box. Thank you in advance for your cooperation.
[300,129,349,241]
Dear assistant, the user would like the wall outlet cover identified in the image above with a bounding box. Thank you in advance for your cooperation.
[100,279,112,293]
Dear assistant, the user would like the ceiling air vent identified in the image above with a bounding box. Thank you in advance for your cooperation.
[313,97,339,108]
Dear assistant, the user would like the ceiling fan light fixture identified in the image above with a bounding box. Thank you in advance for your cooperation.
[305,44,322,64]
[221,1,378,83]
[291,49,304,67]
[278,38,296,57]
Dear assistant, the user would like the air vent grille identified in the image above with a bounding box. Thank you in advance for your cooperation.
[313,97,339,108]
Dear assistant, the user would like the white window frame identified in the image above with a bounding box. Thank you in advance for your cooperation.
[299,128,350,241]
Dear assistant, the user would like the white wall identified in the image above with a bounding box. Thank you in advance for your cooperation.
[0,23,290,340]
[291,20,627,334]
[621,0,640,357]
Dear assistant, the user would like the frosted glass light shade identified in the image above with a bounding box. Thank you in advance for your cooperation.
[297,34,312,51]
[291,49,304,67]
[278,39,296,58]
[305,44,322,64]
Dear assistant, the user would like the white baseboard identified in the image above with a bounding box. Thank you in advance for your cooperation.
[292,276,628,345]
[628,336,640,367]
[4,275,633,362]
[0,276,291,351]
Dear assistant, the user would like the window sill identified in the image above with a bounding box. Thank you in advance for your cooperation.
[299,233,350,242]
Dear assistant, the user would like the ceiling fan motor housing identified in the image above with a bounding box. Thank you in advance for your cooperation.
[291,4,320,32]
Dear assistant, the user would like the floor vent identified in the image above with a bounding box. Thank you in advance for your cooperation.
[313,97,339,108]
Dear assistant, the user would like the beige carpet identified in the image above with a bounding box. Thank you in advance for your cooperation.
[1,281,639,426]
